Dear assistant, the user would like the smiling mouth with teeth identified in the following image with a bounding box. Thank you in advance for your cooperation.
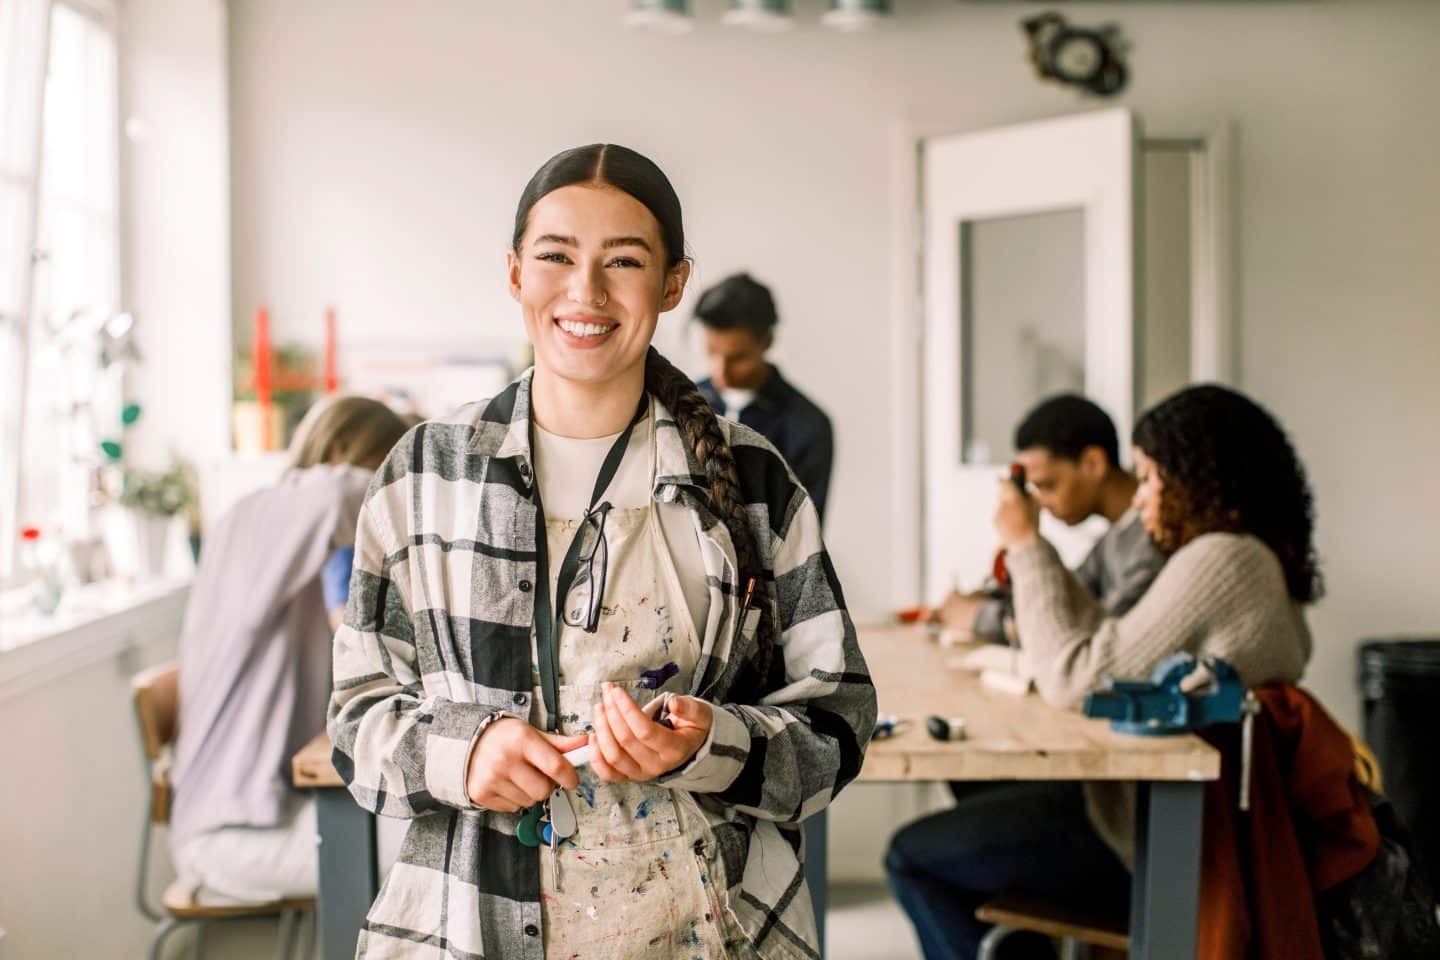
[556,317,618,339]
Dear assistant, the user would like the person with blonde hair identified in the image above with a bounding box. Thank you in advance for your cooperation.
[169,395,407,904]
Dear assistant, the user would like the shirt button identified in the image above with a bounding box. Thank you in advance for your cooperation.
[523,923,539,937]
[513,693,527,706]
[518,579,532,593]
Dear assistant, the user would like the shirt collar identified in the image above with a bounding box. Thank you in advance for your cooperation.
[466,366,715,508]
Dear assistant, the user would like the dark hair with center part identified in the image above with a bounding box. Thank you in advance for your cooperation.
[512,143,686,268]
[694,273,778,340]
[1132,384,1322,604]
[514,144,777,682]
[1014,393,1120,467]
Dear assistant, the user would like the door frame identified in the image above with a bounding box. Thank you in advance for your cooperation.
[886,113,1236,608]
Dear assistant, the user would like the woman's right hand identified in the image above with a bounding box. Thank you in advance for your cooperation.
[464,718,587,812]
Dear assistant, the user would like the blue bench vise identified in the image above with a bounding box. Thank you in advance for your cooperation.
[1083,653,1244,735]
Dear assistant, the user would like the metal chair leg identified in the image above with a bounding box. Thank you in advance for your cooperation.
[1060,937,1084,960]
[191,920,206,960]
[276,910,297,960]
[296,910,315,960]
[150,918,181,960]
[977,923,1018,960]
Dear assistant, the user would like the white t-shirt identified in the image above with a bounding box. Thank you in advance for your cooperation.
[532,414,709,642]
[718,388,756,421]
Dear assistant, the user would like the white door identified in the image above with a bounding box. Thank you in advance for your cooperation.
[922,108,1139,602]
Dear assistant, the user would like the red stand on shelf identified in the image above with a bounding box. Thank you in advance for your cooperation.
[245,305,340,451]
[324,306,338,394]
[254,306,273,449]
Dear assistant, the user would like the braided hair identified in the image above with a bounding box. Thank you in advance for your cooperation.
[644,347,777,682]
[514,144,777,682]
[1133,384,1323,604]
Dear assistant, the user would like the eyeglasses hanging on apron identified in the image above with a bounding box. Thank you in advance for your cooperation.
[515,396,648,854]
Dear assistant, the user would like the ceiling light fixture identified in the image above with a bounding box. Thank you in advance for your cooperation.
[722,0,795,33]
[623,0,694,34]
[822,0,891,32]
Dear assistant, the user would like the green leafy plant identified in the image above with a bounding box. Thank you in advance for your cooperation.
[116,463,195,517]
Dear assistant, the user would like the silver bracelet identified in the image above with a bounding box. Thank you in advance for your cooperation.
[475,708,507,741]
[468,709,508,812]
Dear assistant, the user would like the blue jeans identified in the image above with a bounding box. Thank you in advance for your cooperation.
[884,783,1129,960]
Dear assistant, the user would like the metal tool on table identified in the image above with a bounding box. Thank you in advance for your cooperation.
[925,715,967,742]
[1083,653,1244,734]
[872,714,912,740]
[1083,653,1260,807]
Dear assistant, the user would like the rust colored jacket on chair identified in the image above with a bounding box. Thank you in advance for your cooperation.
[1197,685,1380,960]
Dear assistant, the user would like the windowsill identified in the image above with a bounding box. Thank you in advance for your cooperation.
[1,575,188,652]
[0,576,190,696]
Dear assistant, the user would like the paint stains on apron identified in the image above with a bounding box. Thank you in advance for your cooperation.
[530,418,749,958]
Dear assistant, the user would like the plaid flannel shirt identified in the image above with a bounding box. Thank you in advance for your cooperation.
[328,369,875,960]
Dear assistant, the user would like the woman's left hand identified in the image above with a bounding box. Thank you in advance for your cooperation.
[994,478,1042,550]
[589,683,713,783]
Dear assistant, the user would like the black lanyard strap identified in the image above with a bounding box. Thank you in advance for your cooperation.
[531,395,648,732]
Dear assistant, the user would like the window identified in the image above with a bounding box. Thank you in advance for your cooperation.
[0,0,119,580]
[0,0,52,580]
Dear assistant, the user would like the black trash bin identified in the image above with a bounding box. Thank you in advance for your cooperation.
[1358,638,1440,891]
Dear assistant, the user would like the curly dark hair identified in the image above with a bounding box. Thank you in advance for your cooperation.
[1132,384,1323,604]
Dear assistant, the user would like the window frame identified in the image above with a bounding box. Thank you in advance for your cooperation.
[0,0,54,582]
[1,0,120,581]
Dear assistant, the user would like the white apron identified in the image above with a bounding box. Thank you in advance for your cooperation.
[531,410,749,958]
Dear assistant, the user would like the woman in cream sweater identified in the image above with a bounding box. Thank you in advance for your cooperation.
[886,385,1322,960]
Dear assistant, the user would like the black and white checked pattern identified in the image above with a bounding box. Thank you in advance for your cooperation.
[328,369,876,959]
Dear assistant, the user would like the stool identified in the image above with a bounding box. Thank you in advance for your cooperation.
[133,662,314,959]
[976,895,1129,960]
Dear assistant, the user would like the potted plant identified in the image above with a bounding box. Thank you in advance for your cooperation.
[110,462,196,580]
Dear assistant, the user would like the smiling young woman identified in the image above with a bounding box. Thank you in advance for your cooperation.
[328,144,875,960]
[508,177,690,439]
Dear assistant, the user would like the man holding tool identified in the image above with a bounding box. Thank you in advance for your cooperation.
[934,394,1163,640]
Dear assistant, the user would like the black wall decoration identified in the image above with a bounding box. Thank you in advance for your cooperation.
[1023,12,1129,98]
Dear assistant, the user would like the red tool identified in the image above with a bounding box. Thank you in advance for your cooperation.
[991,463,1029,590]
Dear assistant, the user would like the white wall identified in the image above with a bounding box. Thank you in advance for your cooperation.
[0,595,302,959]
[119,0,231,471]
[225,0,1440,733]
[0,596,185,958]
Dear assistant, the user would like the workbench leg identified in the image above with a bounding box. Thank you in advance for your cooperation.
[1129,781,1203,960]
[805,809,828,959]
[315,789,378,960]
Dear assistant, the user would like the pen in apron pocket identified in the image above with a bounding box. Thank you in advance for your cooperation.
[734,576,758,644]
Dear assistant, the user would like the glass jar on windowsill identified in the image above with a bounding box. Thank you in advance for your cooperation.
[15,526,68,616]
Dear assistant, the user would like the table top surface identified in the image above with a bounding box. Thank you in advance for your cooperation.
[857,623,1218,783]
[294,731,344,789]
[292,622,1220,790]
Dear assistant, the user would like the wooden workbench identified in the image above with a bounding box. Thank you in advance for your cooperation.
[858,623,1219,783]
[297,622,1219,960]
